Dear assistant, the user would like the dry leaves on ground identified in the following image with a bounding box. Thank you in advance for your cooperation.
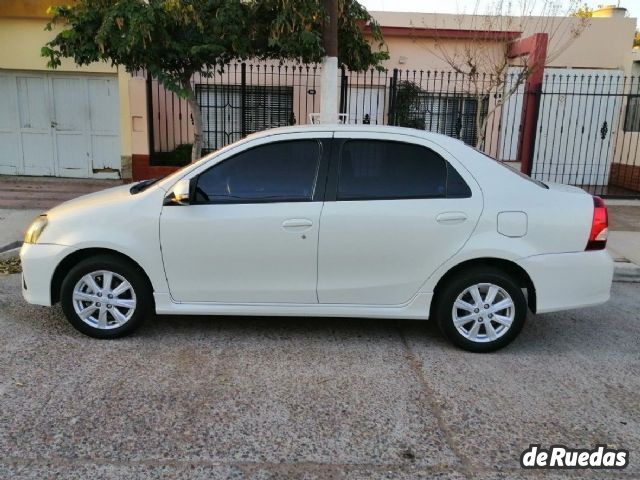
[0,257,21,275]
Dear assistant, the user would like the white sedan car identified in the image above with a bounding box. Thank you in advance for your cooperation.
[20,125,613,352]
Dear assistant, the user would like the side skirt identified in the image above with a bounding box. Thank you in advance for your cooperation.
[153,292,433,320]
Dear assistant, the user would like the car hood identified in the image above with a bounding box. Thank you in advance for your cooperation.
[37,182,166,247]
[46,183,138,219]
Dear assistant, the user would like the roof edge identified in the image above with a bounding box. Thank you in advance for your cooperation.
[374,25,522,41]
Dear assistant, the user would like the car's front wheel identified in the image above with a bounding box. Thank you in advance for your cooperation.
[60,254,152,338]
[435,267,527,352]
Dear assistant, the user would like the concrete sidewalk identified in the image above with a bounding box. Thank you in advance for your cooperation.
[0,209,43,251]
[0,175,122,211]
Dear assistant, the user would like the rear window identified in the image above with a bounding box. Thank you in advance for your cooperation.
[337,140,471,200]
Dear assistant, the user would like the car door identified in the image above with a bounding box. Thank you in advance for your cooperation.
[160,133,331,304]
[317,132,482,305]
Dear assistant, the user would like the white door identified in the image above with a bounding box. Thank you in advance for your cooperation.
[0,71,120,178]
[52,76,90,177]
[498,68,623,185]
[498,68,525,162]
[16,75,55,176]
[0,74,21,175]
[86,77,121,175]
[318,133,482,305]
[160,135,330,303]
[532,70,622,186]
[345,86,385,125]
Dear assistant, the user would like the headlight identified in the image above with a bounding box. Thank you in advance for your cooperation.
[24,215,48,244]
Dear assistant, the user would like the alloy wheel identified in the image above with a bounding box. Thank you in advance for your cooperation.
[72,270,137,330]
[451,283,515,343]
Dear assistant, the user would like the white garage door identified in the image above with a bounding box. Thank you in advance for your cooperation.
[0,71,120,178]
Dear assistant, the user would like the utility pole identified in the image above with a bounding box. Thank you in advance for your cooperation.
[319,0,338,123]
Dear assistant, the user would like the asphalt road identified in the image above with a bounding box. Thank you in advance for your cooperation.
[0,273,638,479]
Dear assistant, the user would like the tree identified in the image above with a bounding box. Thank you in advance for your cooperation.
[393,81,426,130]
[571,4,594,18]
[410,0,589,150]
[42,0,388,161]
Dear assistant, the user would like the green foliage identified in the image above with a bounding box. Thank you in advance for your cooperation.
[152,143,193,166]
[259,0,388,70]
[42,0,389,95]
[394,81,425,130]
[43,0,250,94]
[570,4,593,18]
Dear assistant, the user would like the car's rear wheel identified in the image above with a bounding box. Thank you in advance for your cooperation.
[435,267,527,352]
[60,254,152,338]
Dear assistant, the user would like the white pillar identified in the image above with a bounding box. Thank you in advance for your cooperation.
[319,56,339,123]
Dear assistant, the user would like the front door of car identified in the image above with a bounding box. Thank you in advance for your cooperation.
[317,133,482,305]
[160,134,331,303]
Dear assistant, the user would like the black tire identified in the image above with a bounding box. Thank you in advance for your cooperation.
[434,267,527,353]
[60,254,153,338]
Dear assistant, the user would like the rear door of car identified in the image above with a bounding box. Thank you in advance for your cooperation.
[317,131,483,305]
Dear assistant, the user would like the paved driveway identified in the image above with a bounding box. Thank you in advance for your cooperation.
[0,273,638,479]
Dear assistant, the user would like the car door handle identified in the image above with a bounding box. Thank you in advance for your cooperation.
[282,219,313,230]
[436,212,468,225]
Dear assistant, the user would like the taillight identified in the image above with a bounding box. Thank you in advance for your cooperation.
[586,196,608,251]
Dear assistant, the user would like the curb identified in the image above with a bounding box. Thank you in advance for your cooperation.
[613,262,640,283]
[0,247,20,261]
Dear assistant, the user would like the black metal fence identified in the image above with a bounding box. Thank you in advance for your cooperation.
[138,64,640,198]
[139,64,320,163]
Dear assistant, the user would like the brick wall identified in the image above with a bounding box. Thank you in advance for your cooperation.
[132,155,180,181]
[609,163,640,192]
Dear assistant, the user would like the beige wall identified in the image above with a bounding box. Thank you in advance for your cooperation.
[0,18,115,73]
[0,0,70,19]
[0,17,133,164]
[377,36,505,73]
[129,77,149,156]
[630,50,640,76]
[371,11,637,73]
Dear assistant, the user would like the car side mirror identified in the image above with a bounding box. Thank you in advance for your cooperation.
[164,178,192,206]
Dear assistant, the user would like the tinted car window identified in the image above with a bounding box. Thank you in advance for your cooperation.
[446,162,472,198]
[195,140,321,203]
[337,140,468,200]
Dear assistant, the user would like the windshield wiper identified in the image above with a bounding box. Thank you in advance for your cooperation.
[130,178,159,194]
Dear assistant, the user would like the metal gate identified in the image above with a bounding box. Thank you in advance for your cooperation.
[142,63,318,164]
[140,64,640,198]
[532,71,637,197]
